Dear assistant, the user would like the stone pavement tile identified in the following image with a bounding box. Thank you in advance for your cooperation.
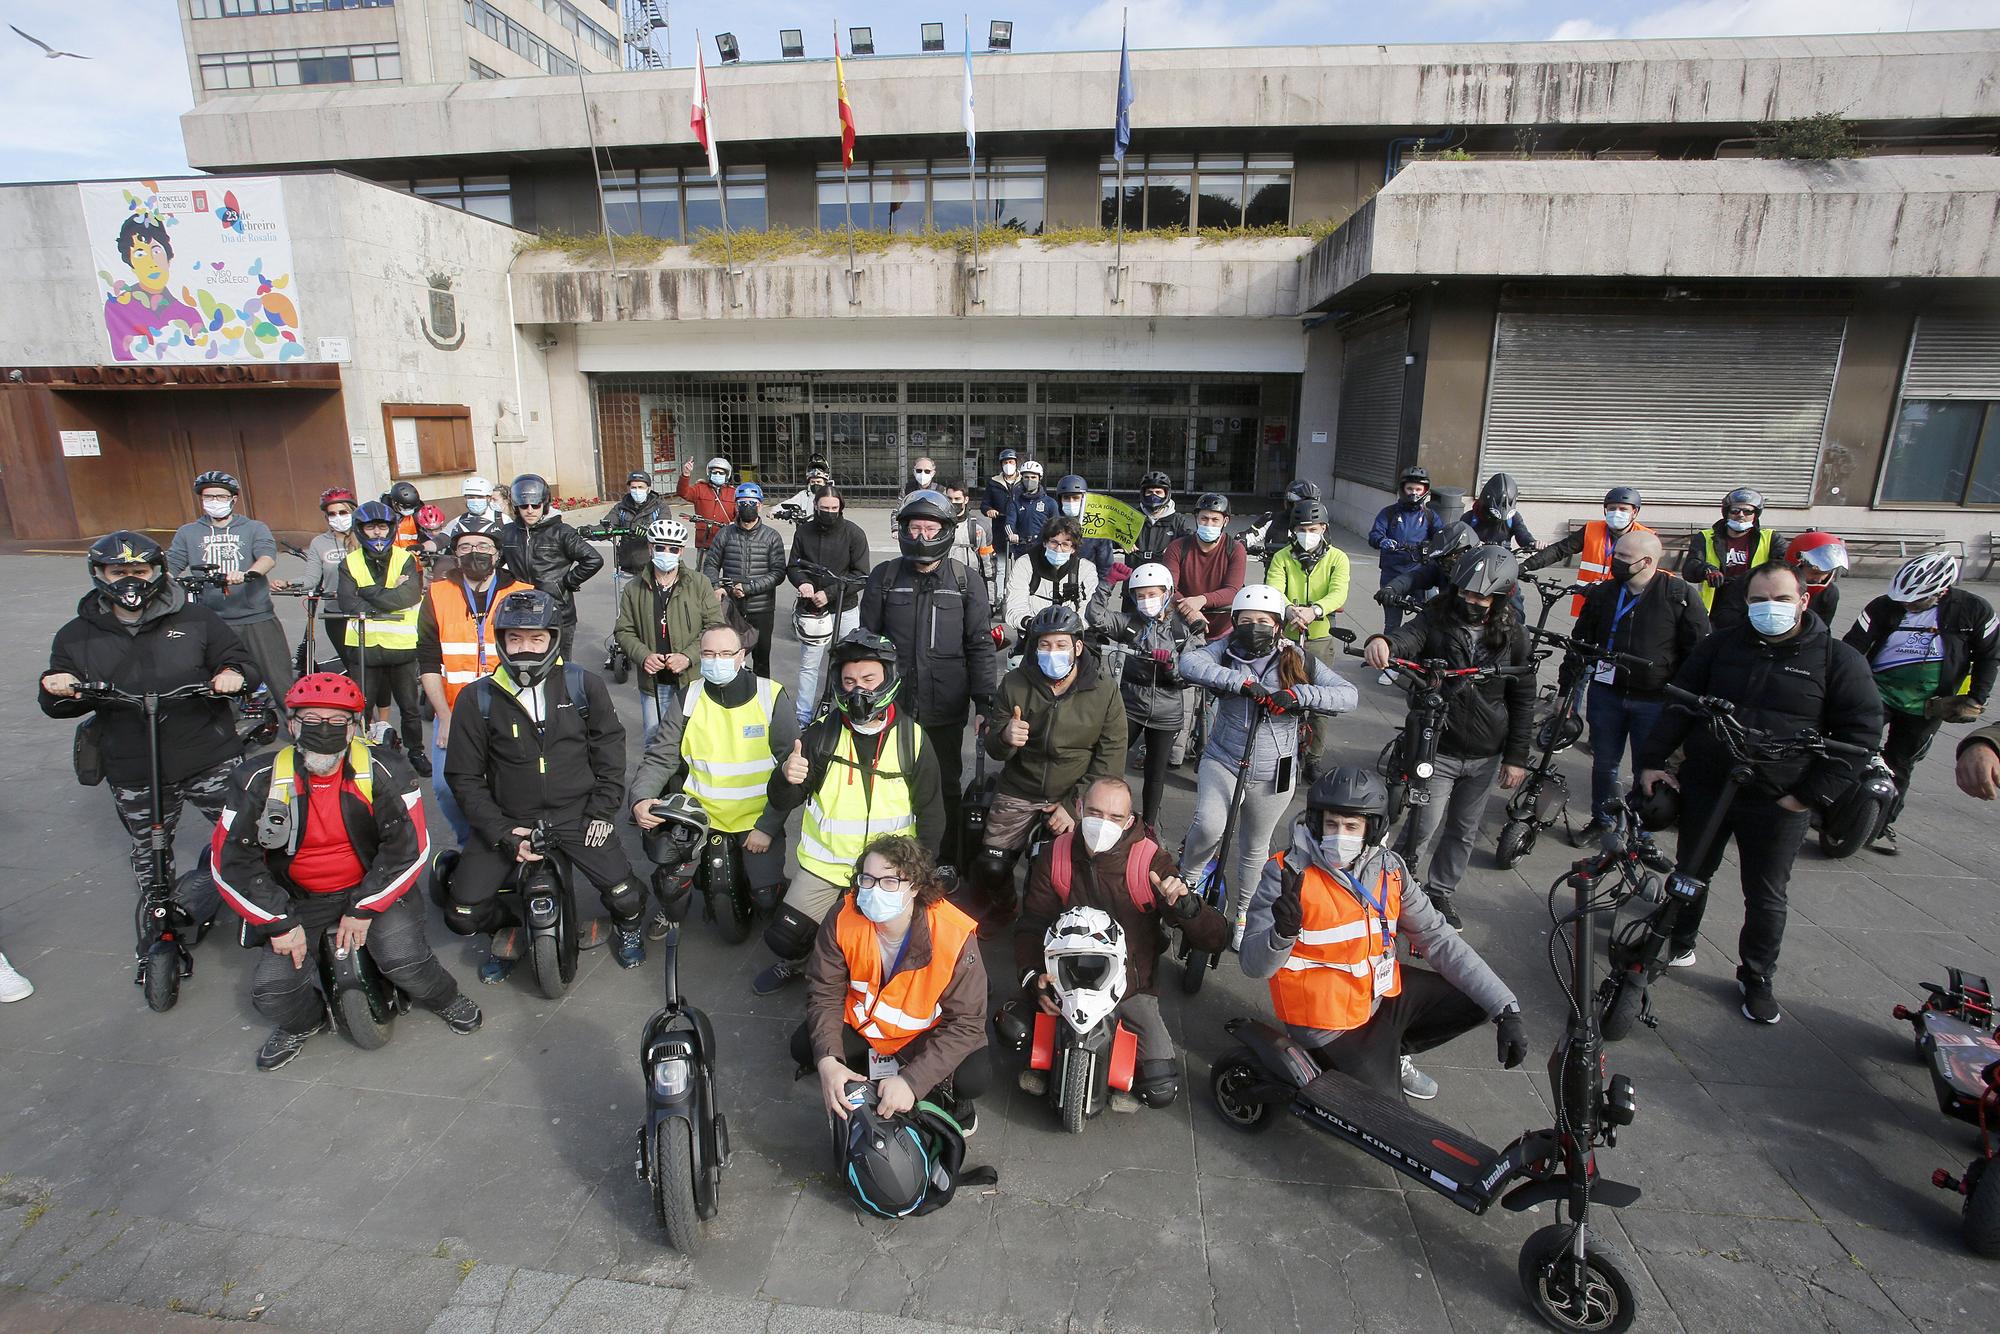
[1199,1174,1449,1334]
[1793,868,1961,934]
[257,1244,469,1334]
[1820,928,2000,1007]
[1648,978,1867,1090]
[478,999,656,1114]
[1821,1217,2000,1334]
[0,1286,68,1334]
[1399,1190,1646,1333]
[1618,1209,1912,1333]
[483,1266,582,1332]
[536,1275,688,1333]
[310,979,554,1104]
[1610,1077,1812,1221]
[1188,1058,1403,1191]
[99,1217,332,1320]
[1754,920,1922,1009]
[1864,871,2000,941]
[0,872,100,940]
[0,943,258,1073]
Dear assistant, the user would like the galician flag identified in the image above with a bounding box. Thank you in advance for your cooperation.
[961,16,976,156]
[690,33,721,180]
[835,24,856,168]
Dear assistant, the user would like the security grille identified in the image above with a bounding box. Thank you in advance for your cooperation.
[1332,320,1408,490]
[1901,312,2000,399]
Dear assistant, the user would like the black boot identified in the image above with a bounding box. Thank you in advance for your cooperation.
[1426,886,1462,929]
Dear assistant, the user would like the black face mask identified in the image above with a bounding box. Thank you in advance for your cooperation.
[296,720,351,756]
[104,574,159,609]
[1456,596,1492,623]
[1400,492,1425,509]
[809,482,830,497]
[950,502,969,519]
[1140,493,1168,513]
[736,504,760,525]
[457,552,496,580]
[1610,557,1640,585]
[814,510,843,531]
[1230,621,1276,658]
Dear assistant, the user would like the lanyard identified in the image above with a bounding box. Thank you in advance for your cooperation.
[461,577,498,671]
[1341,867,1394,952]
[1607,586,1640,652]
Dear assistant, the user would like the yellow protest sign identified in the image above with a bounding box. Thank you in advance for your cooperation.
[1081,493,1144,550]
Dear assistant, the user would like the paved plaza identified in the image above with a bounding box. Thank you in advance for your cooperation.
[2,518,1998,1333]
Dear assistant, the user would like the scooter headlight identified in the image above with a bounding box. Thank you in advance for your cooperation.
[650,1055,691,1099]
[1414,760,1435,780]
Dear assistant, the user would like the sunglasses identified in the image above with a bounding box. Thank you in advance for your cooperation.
[1726,508,1757,518]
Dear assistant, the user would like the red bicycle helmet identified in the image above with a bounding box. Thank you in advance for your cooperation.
[1785,531,1849,585]
[415,503,448,532]
[320,486,358,511]
[284,672,367,713]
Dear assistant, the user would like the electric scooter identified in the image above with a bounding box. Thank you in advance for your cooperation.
[1345,641,1539,817]
[635,921,731,1254]
[432,821,581,1000]
[318,929,410,1049]
[578,521,635,684]
[1891,969,2000,1256]
[73,681,225,1012]
[1211,803,1648,1332]
[1596,683,1874,1041]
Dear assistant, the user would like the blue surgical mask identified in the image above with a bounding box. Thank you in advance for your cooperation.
[856,883,909,923]
[1727,517,1753,534]
[1604,509,1633,531]
[464,497,489,516]
[1061,500,1084,518]
[652,550,680,573]
[1747,601,1799,636]
[629,488,649,505]
[701,657,741,686]
[1037,650,1073,679]
[1196,523,1222,544]
[1045,548,1072,567]
[708,470,728,485]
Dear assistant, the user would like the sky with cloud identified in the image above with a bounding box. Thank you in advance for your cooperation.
[0,1,1987,183]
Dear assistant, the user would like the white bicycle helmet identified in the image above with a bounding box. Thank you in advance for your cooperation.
[1020,459,1045,477]
[646,516,691,546]
[461,474,493,498]
[1887,551,1959,604]
[705,456,732,479]
[1128,562,1174,594]
[793,601,836,646]
[1230,584,1288,619]
[1044,906,1128,1034]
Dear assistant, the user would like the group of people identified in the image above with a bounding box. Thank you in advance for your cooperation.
[19,455,1999,1174]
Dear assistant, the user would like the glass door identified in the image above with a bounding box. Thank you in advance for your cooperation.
[1070,412,1113,487]
[906,413,965,489]
[864,413,900,490]
[1037,414,1074,479]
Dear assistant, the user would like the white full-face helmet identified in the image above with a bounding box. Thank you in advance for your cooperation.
[1043,906,1128,1034]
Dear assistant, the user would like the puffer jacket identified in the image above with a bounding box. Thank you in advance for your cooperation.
[859,556,999,727]
[1086,584,1198,730]
[1177,639,1358,784]
[985,651,1129,805]
[1130,506,1194,566]
[600,494,666,573]
[499,513,603,624]
[1378,605,1537,766]
[702,520,789,614]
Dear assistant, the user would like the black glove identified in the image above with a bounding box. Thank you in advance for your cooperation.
[1264,686,1303,716]
[1270,875,1304,940]
[1240,679,1273,700]
[1169,891,1203,923]
[1495,1008,1528,1069]
[1373,588,1392,606]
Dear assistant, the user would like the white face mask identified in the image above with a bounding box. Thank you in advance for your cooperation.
[1604,509,1633,531]
[1135,594,1166,618]
[202,497,234,520]
[327,513,353,533]
[914,469,934,484]
[1320,832,1367,868]
[1079,816,1127,855]
[1061,499,1084,518]
[1295,529,1324,552]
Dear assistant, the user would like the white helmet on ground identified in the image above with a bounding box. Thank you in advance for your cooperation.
[646,516,691,546]
[1043,906,1128,1034]
[1128,562,1174,594]
[1230,584,1288,619]
[1887,551,1960,604]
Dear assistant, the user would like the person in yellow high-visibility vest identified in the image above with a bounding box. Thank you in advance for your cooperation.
[630,624,799,936]
[1680,487,1782,633]
[336,501,428,772]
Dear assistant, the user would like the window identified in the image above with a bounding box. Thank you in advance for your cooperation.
[463,0,583,76]
[395,176,514,225]
[383,404,475,480]
[520,0,619,60]
[1101,154,1291,231]
[469,58,503,80]
[191,1,393,17]
[199,43,399,90]
[1880,401,2000,506]
[600,166,765,239]
[815,158,1044,233]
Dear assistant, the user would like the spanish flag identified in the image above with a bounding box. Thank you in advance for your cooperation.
[834,25,856,168]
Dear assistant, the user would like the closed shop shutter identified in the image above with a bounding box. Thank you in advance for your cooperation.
[1901,312,2000,399]
[1333,319,1407,489]
[1478,309,1846,507]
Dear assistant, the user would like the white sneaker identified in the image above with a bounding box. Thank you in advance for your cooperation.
[1667,948,1697,968]
[0,953,34,1003]
[1377,670,1397,686]
[1399,1055,1438,1100]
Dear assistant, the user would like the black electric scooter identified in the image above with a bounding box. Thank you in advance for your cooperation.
[1344,641,1539,816]
[437,821,581,999]
[318,929,410,1049]
[635,921,730,1253]
[1891,969,2000,1255]
[1211,803,1648,1332]
[74,681,225,1012]
[578,522,636,684]
[1596,683,1874,1041]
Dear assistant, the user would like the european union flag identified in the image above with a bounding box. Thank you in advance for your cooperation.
[1113,21,1135,163]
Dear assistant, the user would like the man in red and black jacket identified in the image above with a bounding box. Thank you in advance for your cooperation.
[213,673,480,1071]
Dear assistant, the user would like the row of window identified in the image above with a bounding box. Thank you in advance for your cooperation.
[1099,154,1295,231]
[463,0,577,76]
[198,42,399,90]
[190,0,392,16]
[814,159,1046,234]
[468,58,504,80]
[388,176,515,225]
[601,167,768,240]
[519,0,619,61]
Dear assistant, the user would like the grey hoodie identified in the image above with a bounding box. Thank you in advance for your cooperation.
[1239,818,1518,1045]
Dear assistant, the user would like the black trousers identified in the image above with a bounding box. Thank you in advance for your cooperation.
[444,816,642,934]
[788,1021,992,1107]
[1129,720,1175,831]
[232,616,298,723]
[925,722,966,866]
[1306,969,1488,1098]
[739,602,777,678]
[1881,707,1944,826]
[251,893,459,1034]
[343,653,423,753]
[1669,783,1812,982]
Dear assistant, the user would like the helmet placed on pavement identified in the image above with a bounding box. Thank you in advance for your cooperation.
[1043,906,1129,1033]
[1229,584,1288,619]
[839,1096,934,1218]
[1887,551,1959,604]
[895,490,957,564]
[87,531,168,610]
[1305,766,1392,847]
[1450,545,1520,599]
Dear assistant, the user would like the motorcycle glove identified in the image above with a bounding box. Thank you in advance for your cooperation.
[584,819,613,848]
[1270,876,1304,941]
[1495,1007,1528,1069]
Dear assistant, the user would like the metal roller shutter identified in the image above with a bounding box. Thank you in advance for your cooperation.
[1901,312,2000,399]
[1333,319,1407,489]
[1478,309,1846,506]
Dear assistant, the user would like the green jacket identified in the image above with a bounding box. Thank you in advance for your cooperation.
[985,651,1129,805]
[1266,543,1351,640]
[614,566,725,692]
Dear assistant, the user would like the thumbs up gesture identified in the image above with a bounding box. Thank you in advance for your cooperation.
[1003,705,1030,748]
[782,739,810,785]
[1149,869,1189,904]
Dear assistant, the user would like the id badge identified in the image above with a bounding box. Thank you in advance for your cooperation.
[868,1051,900,1081]
[1593,658,1616,684]
[1371,952,1396,999]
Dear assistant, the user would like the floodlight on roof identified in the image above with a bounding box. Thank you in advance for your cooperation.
[920,22,945,52]
[715,32,740,63]
[849,26,874,56]
[779,29,805,60]
[989,20,1012,51]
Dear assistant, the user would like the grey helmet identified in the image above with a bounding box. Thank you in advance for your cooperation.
[1477,473,1519,517]
[1421,520,1479,565]
[1450,545,1520,598]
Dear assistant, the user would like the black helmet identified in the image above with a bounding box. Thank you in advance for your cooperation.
[1421,520,1478,565]
[192,470,240,496]
[493,589,563,684]
[1024,604,1086,644]
[87,531,168,611]
[1282,478,1322,505]
[840,1095,932,1218]
[1722,487,1764,518]
[1140,469,1173,492]
[1194,492,1231,518]
[894,489,957,563]
[1604,486,1642,509]
[1818,757,1896,857]
[640,792,710,870]
[510,474,551,509]
[1477,473,1519,516]
[450,514,503,547]
[1289,498,1330,529]
[1627,782,1680,832]
[830,630,902,720]
[1305,767,1392,846]
[387,481,422,513]
[1451,545,1519,598]
[1399,466,1432,490]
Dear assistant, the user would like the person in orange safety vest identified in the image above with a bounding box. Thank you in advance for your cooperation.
[1523,486,1650,617]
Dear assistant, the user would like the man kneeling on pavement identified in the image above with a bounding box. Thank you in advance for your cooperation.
[1010,777,1229,1110]
[214,673,479,1070]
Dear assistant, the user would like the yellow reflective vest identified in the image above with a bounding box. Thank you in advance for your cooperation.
[799,720,925,884]
[679,677,782,833]
[342,546,421,652]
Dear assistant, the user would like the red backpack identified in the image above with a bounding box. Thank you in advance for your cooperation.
[1050,832,1158,912]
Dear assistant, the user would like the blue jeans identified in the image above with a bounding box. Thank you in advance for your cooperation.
[639,678,674,747]
[431,728,470,848]
[1586,684,1666,820]
[795,606,861,724]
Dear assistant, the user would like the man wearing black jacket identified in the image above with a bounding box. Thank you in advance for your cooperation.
[1638,563,1882,1025]
[498,474,603,661]
[787,485,871,726]
[441,591,645,978]
[1128,470,1194,566]
[42,532,255,931]
[1559,530,1710,840]
[600,470,666,593]
[704,482,788,678]
[1363,546,1536,927]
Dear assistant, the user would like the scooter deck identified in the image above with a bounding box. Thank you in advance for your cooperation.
[1295,1067,1507,1213]
[1918,1011,2000,1122]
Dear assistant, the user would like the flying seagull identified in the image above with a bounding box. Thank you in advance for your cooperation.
[10,26,89,60]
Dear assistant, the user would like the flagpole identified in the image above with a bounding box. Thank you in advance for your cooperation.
[837,22,860,304]
[568,26,619,301]
[693,29,742,308]
[964,14,983,306]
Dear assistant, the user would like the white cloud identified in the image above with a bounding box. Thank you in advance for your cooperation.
[1550,0,1993,40]
[0,4,193,183]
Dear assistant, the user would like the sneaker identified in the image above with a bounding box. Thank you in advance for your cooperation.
[256,1020,325,1071]
[613,926,647,969]
[1739,973,1781,1025]
[1127,745,1147,771]
[751,958,806,995]
[0,953,32,1003]
[1168,741,1188,767]
[1573,818,1611,846]
[1109,1091,1143,1113]
[1378,669,1397,687]
[489,927,525,960]
[645,908,672,942]
[408,748,433,778]
[1400,1055,1438,1100]
[478,957,515,986]
[1426,889,1462,929]
[437,995,483,1034]
[1870,825,1900,855]
[952,1103,979,1138]
[1667,948,1698,968]
[1017,1068,1048,1096]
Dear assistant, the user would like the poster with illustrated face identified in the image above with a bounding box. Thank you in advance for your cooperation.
[80,177,304,364]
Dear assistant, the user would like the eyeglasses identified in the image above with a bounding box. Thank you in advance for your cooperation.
[651,543,682,553]
[293,712,352,727]
[698,649,743,661]
[854,873,909,892]
[1726,508,1758,517]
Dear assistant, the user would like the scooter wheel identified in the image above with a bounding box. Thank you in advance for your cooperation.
[1964,1158,2000,1258]
[714,891,754,946]
[1209,1049,1278,1134]
[1496,820,1534,870]
[1059,1051,1091,1135]
[141,944,181,1013]
[1180,950,1209,995]
[1517,1224,1636,1332]
[1600,973,1646,1043]
[651,1120,704,1255]
[530,931,571,1001]
[335,985,394,1050]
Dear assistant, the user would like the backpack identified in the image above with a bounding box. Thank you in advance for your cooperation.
[845,1100,998,1219]
[1050,832,1158,912]
[475,662,591,723]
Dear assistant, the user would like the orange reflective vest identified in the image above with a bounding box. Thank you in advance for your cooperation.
[1268,857,1406,1033]
[1572,519,1653,617]
[426,575,530,707]
[393,514,425,553]
[836,898,979,1055]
